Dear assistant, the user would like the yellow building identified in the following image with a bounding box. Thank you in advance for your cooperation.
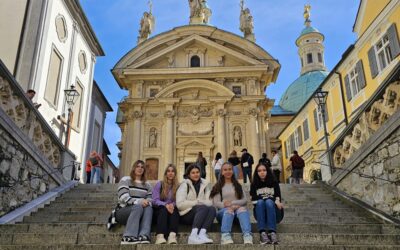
[278,0,400,183]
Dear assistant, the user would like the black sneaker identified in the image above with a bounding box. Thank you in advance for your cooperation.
[121,236,140,245]
[139,235,151,244]
[260,232,271,244]
[269,232,278,244]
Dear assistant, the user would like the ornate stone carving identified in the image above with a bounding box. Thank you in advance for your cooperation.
[233,126,243,146]
[215,78,226,85]
[138,10,155,44]
[149,127,157,148]
[165,110,176,118]
[333,80,400,167]
[167,53,175,68]
[240,0,255,42]
[217,56,225,66]
[131,111,143,120]
[188,0,211,24]
[248,108,259,117]
[217,108,226,117]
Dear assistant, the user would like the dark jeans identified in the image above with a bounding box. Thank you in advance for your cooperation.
[273,170,281,183]
[180,205,216,230]
[242,167,252,183]
[154,206,179,236]
[292,168,304,184]
[86,171,91,184]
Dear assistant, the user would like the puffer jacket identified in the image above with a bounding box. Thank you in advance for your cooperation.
[176,178,212,216]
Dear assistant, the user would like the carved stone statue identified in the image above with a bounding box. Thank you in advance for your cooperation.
[138,11,155,44]
[188,0,211,24]
[240,1,255,42]
[149,127,157,148]
[233,126,242,146]
[167,53,175,68]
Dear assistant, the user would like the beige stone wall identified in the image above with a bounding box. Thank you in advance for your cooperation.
[336,128,400,218]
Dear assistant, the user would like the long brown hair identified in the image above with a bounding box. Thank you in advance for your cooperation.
[210,162,243,199]
[130,160,146,183]
[160,164,178,201]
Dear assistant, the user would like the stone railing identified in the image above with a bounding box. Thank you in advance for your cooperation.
[329,63,400,219]
[333,80,400,166]
[0,60,75,216]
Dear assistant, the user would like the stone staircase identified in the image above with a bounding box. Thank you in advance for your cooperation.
[0,183,399,249]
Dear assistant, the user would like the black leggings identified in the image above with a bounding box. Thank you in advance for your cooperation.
[154,206,179,235]
[180,205,216,230]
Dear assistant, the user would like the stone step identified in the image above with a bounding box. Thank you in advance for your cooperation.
[3,223,397,235]
[1,233,399,246]
[1,244,400,250]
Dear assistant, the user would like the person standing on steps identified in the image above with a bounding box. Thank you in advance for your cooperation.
[211,162,253,245]
[195,152,207,179]
[176,164,216,245]
[227,150,240,180]
[271,150,282,183]
[117,160,153,245]
[250,163,284,245]
[89,151,103,184]
[289,150,305,184]
[240,148,254,185]
[212,152,224,181]
[85,159,92,184]
[259,153,272,168]
[152,164,179,244]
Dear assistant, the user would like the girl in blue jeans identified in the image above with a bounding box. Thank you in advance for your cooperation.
[250,163,284,245]
[210,162,253,244]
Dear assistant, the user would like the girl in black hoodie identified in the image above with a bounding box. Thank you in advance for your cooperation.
[250,163,284,245]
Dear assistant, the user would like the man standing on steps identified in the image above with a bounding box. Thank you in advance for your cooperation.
[289,151,305,184]
[271,150,282,183]
[241,148,254,186]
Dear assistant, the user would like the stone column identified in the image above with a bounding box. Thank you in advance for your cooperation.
[164,110,175,165]
[132,110,143,166]
[216,108,227,160]
[248,108,260,160]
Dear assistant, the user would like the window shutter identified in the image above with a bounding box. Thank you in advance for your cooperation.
[303,119,309,141]
[313,109,319,130]
[387,23,400,59]
[356,60,366,89]
[344,74,352,101]
[324,104,329,122]
[297,126,303,146]
[368,47,379,78]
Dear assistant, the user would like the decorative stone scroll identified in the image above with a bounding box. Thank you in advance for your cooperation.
[0,76,61,167]
[333,80,400,167]
[165,110,176,118]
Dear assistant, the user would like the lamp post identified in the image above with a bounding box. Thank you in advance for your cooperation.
[64,85,80,148]
[313,88,333,175]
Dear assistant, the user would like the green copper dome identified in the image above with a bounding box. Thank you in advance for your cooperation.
[278,70,329,113]
[300,26,320,36]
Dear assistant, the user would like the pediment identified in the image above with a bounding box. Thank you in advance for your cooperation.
[128,34,264,69]
[176,138,213,149]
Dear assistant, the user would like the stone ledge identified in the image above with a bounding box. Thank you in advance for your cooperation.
[0,181,77,224]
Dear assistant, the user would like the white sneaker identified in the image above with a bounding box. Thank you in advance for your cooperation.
[243,234,253,244]
[198,232,214,244]
[188,234,207,244]
[155,234,166,244]
[221,233,233,245]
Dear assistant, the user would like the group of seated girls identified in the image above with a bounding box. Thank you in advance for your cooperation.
[113,160,283,245]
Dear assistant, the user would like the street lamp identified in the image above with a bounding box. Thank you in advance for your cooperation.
[64,85,79,148]
[313,88,333,175]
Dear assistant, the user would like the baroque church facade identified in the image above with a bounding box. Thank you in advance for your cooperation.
[114,1,280,180]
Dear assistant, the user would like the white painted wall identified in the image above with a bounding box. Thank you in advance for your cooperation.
[32,0,96,175]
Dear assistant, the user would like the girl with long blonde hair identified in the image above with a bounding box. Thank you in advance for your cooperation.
[152,164,180,244]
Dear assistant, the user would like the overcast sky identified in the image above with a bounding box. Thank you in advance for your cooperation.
[80,0,360,165]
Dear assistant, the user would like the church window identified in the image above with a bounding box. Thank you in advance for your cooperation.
[318,53,323,63]
[44,47,63,107]
[307,53,313,64]
[232,86,241,96]
[190,55,200,67]
[313,104,329,131]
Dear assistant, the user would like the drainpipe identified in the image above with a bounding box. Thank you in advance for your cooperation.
[335,71,349,125]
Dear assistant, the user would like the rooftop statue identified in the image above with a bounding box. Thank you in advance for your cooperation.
[304,4,311,24]
[189,0,211,24]
[240,0,255,42]
[138,1,155,44]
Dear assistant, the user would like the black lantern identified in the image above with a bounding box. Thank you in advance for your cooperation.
[313,88,328,106]
[64,85,80,108]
